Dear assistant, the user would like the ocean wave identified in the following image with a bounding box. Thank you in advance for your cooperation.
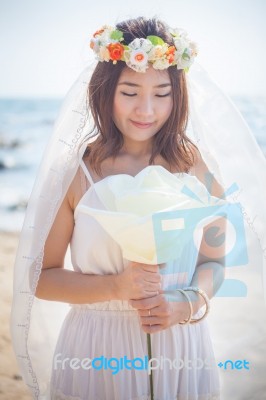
[0,137,22,149]
[7,199,28,211]
[0,156,30,171]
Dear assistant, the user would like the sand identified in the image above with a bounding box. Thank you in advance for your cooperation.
[0,232,31,399]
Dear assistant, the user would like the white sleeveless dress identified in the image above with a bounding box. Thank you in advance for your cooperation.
[50,161,220,400]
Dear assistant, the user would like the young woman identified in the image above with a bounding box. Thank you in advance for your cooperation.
[11,15,266,400]
[34,17,225,399]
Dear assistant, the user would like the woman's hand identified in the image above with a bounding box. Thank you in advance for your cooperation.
[129,291,195,334]
[115,261,162,301]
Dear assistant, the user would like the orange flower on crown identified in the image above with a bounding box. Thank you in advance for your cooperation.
[166,46,176,64]
[93,28,105,38]
[107,43,125,62]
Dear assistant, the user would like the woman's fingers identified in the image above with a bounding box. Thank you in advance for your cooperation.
[142,280,161,291]
[142,265,160,273]
[130,293,164,309]
[118,261,162,300]
[143,273,161,283]
[132,263,162,294]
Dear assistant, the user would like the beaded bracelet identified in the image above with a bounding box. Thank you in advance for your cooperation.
[183,286,210,323]
[176,289,193,325]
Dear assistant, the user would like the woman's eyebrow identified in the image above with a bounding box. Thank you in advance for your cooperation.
[118,81,171,88]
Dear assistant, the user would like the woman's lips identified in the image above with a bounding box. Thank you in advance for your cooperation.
[130,120,154,129]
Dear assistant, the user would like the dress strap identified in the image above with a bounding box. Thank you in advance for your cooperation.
[79,159,95,187]
[79,165,89,195]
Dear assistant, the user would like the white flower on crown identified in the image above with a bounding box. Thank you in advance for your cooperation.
[153,58,171,70]
[190,41,198,57]
[129,38,153,53]
[175,40,198,69]
[99,46,111,62]
[171,28,192,57]
[97,25,114,45]
[173,37,188,57]
[171,27,189,42]
[124,38,153,72]
[148,44,168,61]
[124,49,149,73]
[175,51,193,70]
[90,38,100,53]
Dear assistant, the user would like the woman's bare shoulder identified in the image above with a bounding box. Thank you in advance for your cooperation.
[190,147,225,198]
[66,167,90,211]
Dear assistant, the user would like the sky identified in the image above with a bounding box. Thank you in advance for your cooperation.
[0,0,265,98]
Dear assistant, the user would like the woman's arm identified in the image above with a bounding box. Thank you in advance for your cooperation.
[35,170,161,303]
[35,171,120,303]
[187,148,226,311]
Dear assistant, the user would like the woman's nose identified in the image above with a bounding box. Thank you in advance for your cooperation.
[135,96,154,117]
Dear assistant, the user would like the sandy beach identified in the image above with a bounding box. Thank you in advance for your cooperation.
[0,232,31,399]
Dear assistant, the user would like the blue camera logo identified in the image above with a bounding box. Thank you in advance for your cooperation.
[152,179,248,298]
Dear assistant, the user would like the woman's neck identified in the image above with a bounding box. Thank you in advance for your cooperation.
[119,138,153,159]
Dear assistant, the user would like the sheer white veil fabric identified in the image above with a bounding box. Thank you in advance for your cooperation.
[10,63,96,398]
[187,63,266,398]
[10,61,266,399]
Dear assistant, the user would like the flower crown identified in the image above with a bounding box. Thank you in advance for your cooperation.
[90,25,198,73]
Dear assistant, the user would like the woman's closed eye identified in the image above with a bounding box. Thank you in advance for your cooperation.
[121,92,137,97]
[156,93,172,97]
[121,92,172,97]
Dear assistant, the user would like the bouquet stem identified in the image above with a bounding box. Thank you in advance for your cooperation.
[147,333,154,400]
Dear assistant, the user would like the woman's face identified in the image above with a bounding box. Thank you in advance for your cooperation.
[113,65,173,148]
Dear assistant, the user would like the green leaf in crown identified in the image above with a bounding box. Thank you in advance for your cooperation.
[110,29,124,41]
[182,49,190,61]
[147,35,165,46]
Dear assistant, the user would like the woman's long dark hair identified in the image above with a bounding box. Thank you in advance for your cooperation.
[83,17,198,175]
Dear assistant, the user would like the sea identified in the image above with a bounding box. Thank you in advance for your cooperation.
[0,96,266,232]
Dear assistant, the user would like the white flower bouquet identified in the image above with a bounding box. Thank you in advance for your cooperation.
[77,165,227,265]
